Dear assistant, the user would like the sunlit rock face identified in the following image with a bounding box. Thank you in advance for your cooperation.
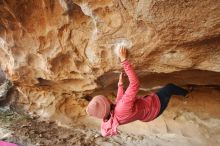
[0,0,220,124]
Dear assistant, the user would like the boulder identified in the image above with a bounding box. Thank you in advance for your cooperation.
[0,0,219,123]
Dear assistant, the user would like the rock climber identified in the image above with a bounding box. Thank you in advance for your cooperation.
[86,47,191,136]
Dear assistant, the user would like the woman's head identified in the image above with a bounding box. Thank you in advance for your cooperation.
[86,95,111,119]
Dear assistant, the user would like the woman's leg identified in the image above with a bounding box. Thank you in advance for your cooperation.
[156,83,188,117]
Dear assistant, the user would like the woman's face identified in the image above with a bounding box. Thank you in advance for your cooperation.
[106,98,113,105]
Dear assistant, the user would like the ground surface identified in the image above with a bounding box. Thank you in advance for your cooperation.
[0,87,220,146]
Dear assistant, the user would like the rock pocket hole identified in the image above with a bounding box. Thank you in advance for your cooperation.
[169,50,176,54]
[36,78,54,86]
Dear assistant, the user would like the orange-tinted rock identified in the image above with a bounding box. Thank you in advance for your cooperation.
[0,0,220,124]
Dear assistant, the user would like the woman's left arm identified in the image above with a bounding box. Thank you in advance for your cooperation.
[121,60,140,103]
[116,73,124,102]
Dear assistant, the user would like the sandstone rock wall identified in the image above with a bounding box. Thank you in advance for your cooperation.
[0,69,6,84]
[0,0,220,123]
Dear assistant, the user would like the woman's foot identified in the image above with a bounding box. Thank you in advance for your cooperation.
[185,85,194,98]
[188,86,194,93]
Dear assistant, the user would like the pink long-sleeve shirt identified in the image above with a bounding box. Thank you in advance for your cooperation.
[101,60,161,136]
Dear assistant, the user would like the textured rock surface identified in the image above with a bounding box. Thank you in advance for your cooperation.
[0,80,12,101]
[0,69,6,84]
[0,0,220,125]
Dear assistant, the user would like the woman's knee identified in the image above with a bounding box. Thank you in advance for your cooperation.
[165,83,176,88]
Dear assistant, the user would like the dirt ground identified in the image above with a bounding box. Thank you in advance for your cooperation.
[0,87,220,146]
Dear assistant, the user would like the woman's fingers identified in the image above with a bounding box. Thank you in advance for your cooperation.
[120,47,123,54]
[118,72,123,84]
[120,72,126,78]
[119,47,127,62]
[122,47,125,54]
[120,47,126,55]
[119,72,122,78]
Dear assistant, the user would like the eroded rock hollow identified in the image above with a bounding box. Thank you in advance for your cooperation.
[0,0,220,143]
